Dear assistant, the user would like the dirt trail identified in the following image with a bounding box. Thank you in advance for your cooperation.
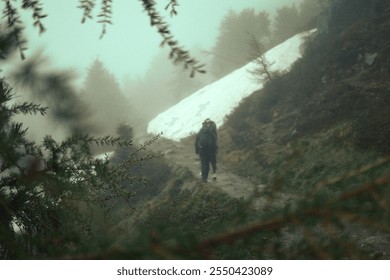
[150,137,258,200]
[146,134,295,210]
[147,136,390,257]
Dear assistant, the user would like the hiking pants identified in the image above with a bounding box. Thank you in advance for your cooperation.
[199,149,217,181]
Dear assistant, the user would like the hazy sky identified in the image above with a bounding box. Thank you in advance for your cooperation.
[18,0,300,85]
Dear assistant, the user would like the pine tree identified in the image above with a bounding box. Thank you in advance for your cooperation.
[0,78,149,258]
[211,9,271,79]
[0,0,161,258]
[299,0,324,24]
[272,4,301,45]
[248,36,279,84]
[80,59,131,137]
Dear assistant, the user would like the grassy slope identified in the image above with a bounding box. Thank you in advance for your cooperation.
[104,0,390,260]
[219,0,390,195]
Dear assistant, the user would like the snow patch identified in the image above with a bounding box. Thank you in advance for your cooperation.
[148,29,317,141]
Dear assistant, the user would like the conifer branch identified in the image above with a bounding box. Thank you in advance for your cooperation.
[165,0,179,17]
[21,0,47,33]
[248,35,276,83]
[119,133,162,169]
[9,102,48,116]
[60,134,133,149]
[3,0,27,59]
[98,0,113,39]
[8,122,28,141]
[139,0,206,77]
[78,0,96,23]
[0,81,13,103]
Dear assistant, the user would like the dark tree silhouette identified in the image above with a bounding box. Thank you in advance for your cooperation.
[0,0,161,259]
[80,59,131,136]
[272,4,301,45]
[210,9,271,79]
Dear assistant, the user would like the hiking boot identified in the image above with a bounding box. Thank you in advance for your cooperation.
[212,173,217,181]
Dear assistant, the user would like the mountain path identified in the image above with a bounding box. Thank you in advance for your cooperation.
[149,136,263,201]
[145,135,390,257]
[146,138,289,209]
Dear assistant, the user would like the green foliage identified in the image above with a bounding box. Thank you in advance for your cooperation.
[352,106,390,154]
[2,0,389,261]
[0,80,147,258]
[110,124,171,205]
[1,0,46,59]
[113,183,252,259]
[204,0,390,260]
[99,151,390,259]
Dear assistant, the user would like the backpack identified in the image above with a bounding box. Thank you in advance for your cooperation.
[198,123,217,150]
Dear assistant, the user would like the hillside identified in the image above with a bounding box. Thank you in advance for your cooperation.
[4,0,390,261]
[147,29,316,141]
[219,0,390,181]
[119,0,390,259]
[211,0,390,258]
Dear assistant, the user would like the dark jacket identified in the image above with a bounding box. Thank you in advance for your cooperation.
[195,124,217,155]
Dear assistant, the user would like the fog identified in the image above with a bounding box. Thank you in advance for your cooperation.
[17,0,301,82]
[2,0,307,143]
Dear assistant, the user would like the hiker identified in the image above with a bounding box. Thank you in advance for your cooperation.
[195,118,218,182]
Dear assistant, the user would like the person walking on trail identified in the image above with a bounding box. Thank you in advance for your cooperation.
[195,118,218,183]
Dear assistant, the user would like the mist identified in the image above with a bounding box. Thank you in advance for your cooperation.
[8,52,93,142]
[2,0,315,145]
[3,0,390,263]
